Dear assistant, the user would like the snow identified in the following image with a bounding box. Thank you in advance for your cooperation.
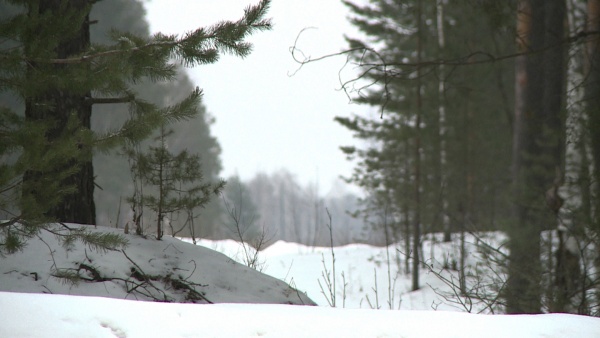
[195,233,506,311]
[1,225,599,337]
[1,291,598,338]
[0,224,314,305]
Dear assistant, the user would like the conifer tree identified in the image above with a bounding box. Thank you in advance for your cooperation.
[292,0,598,314]
[128,125,224,240]
[507,0,566,314]
[0,0,271,253]
[335,0,514,291]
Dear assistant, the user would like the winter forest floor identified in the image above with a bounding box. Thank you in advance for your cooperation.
[1,224,599,337]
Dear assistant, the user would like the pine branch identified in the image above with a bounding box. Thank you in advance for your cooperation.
[56,226,128,253]
[20,0,272,66]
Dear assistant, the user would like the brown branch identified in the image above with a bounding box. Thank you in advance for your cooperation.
[38,40,178,65]
[0,179,22,195]
[289,27,390,116]
[291,28,600,71]
[84,96,133,105]
[0,217,22,229]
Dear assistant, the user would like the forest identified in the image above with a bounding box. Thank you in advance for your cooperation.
[295,0,600,315]
[0,0,599,318]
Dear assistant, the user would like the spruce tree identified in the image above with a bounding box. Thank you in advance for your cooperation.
[0,0,271,253]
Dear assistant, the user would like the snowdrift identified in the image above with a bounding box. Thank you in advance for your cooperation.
[0,224,315,305]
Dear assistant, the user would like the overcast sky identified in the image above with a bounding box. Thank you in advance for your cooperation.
[144,0,370,195]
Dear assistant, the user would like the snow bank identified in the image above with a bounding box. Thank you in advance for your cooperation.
[1,291,598,338]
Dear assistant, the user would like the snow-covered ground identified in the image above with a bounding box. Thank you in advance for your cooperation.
[1,225,599,337]
[195,232,505,311]
[0,224,313,305]
[3,291,598,338]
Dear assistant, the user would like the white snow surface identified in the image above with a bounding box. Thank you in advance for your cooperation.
[0,224,314,305]
[2,291,598,338]
[1,225,599,337]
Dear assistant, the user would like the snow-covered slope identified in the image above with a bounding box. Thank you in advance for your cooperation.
[196,233,506,311]
[2,226,600,337]
[0,224,315,305]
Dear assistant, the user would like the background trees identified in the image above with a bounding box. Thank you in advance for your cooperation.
[89,0,225,238]
[219,170,368,247]
[324,0,599,314]
[335,0,514,292]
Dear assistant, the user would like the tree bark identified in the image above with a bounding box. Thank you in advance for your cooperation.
[584,0,600,315]
[586,0,600,239]
[436,0,451,243]
[508,0,565,314]
[412,0,423,292]
[23,0,96,225]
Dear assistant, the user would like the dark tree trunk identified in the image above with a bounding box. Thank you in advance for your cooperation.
[436,0,452,244]
[508,0,565,314]
[584,0,600,314]
[23,0,95,225]
[586,0,600,239]
[412,0,423,292]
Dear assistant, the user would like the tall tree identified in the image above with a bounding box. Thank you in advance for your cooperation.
[581,0,600,314]
[293,0,599,314]
[21,0,95,224]
[585,0,600,241]
[334,0,515,291]
[0,0,271,250]
[507,0,566,314]
[412,0,424,292]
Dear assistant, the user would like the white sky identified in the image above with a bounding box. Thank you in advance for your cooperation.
[144,0,370,195]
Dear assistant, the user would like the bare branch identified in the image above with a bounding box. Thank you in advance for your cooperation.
[289,27,600,118]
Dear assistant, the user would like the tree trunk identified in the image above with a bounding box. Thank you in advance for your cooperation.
[436,0,450,243]
[412,0,423,292]
[23,0,95,225]
[403,143,411,276]
[460,65,474,295]
[586,0,600,240]
[584,0,600,314]
[508,0,565,314]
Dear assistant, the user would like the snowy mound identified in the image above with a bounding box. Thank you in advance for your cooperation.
[0,224,316,305]
[2,228,600,337]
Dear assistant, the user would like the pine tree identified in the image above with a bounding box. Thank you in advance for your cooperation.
[507,0,566,314]
[0,0,271,253]
[128,125,224,240]
[337,0,514,291]
[583,0,600,315]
